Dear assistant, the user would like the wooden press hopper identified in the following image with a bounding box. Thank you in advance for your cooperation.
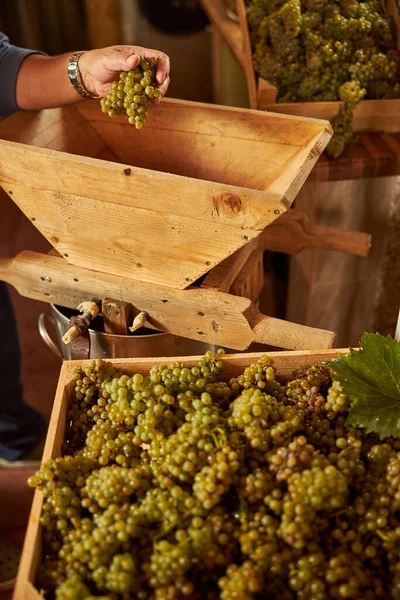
[0,98,367,351]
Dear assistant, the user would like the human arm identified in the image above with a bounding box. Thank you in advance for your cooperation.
[16,45,170,111]
[0,32,170,116]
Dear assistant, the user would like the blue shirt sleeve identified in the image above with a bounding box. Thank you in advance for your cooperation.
[0,31,45,117]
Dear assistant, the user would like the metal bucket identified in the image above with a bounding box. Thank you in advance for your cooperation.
[38,304,215,360]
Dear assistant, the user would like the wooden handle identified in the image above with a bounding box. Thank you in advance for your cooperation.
[246,306,336,350]
[260,209,371,257]
[2,250,336,351]
[385,0,400,53]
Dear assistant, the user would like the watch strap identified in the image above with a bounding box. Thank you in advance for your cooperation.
[68,52,98,99]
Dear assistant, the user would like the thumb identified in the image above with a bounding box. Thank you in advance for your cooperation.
[103,49,140,72]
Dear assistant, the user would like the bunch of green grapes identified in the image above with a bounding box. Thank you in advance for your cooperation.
[100,57,162,129]
[246,0,400,157]
[29,351,400,599]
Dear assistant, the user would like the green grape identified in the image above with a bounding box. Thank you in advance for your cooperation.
[55,574,90,599]
[193,443,241,509]
[218,561,264,600]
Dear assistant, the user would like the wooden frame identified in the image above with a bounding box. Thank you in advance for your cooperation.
[14,348,346,600]
[0,98,331,290]
[201,0,400,132]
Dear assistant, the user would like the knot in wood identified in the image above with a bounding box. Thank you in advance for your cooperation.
[212,193,244,218]
[222,193,242,213]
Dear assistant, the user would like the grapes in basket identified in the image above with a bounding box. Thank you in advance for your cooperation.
[29,333,400,599]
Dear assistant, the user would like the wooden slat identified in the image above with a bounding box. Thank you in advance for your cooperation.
[229,250,264,301]
[0,251,336,351]
[200,240,257,292]
[77,99,331,202]
[305,133,400,182]
[264,99,400,134]
[0,104,106,157]
[261,209,371,257]
[258,77,277,106]
[3,180,280,290]
[385,0,400,53]
[204,0,258,108]
[102,299,134,335]
[235,0,258,109]
[199,0,249,72]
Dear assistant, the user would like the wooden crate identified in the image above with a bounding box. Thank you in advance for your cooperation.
[0,98,331,290]
[14,348,345,600]
[201,0,400,132]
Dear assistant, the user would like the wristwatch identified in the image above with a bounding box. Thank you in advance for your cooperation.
[67,52,98,99]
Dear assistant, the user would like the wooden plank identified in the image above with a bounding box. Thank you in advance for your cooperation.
[14,348,348,600]
[0,138,286,227]
[212,28,225,106]
[200,0,248,71]
[262,99,400,134]
[102,299,134,335]
[3,181,279,289]
[0,104,106,157]
[201,0,257,108]
[77,99,332,202]
[201,240,257,292]
[229,250,264,301]
[235,0,258,109]
[211,28,250,108]
[304,133,400,182]
[258,77,277,106]
[261,209,371,257]
[385,0,400,54]
[0,251,335,351]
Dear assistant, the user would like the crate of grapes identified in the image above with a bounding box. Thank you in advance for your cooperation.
[15,348,348,599]
[201,0,400,157]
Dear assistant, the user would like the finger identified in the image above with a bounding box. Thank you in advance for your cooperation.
[139,48,170,86]
[159,76,171,98]
[103,48,140,73]
[152,76,170,104]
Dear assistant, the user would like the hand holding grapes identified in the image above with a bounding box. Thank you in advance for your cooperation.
[78,45,171,104]
[15,44,170,112]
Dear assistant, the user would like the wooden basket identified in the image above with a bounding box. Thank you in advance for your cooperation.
[14,349,345,600]
[201,0,400,132]
[0,98,331,290]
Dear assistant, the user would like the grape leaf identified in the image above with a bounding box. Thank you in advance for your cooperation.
[326,333,400,440]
